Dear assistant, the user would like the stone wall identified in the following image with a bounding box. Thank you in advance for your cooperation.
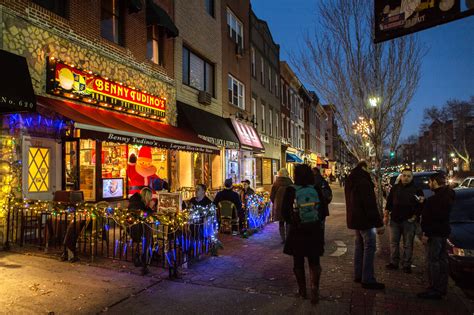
[0,6,178,125]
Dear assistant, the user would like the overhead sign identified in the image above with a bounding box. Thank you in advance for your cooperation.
[46,58,166,119]
[230,119,264,150]
[374,0,469,43]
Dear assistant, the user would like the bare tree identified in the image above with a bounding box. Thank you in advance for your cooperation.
[292,0,424,211]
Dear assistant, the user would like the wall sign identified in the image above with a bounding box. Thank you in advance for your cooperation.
[46,58,166,119]
[230,119,264,150]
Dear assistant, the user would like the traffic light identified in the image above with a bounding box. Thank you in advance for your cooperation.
[389,151,395,159]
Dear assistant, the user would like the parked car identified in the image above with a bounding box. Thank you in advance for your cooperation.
[458,177,474,189]
[447,188,474,287]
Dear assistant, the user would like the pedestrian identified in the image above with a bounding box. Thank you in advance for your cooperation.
[384,168,424,273]
[345,160,385,290]
[282,164,324,304]
[417,173,455,300]
[240,179,255,206]
[312,167,333,242]
[270,168,293,244]
[213,179,243,233]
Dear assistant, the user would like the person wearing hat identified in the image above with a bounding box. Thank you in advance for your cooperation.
[213,179,243,233]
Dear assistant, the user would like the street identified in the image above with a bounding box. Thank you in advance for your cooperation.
[1,186,473,314]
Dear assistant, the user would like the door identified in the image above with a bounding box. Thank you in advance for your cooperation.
[23,137,60,200]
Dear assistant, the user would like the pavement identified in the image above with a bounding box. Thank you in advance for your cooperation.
[1,186,473,314]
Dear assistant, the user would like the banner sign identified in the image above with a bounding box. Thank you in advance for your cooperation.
[46,58,166,119]
[374,0,462,43]
[230,119,264,150]
[78,129,220,155]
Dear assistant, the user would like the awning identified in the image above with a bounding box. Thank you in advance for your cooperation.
[177,102,240,149]
[37,96,219,155]
[286,153,303,163]
[146,0,179,37]
[317,157,327,165]
[0,50,36,113]
[229,118,264,152]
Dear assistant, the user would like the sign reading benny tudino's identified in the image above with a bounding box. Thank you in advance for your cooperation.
[46,58,166,119]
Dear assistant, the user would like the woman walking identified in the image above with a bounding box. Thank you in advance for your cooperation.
[282,164,324,304]
[270,168,293,243]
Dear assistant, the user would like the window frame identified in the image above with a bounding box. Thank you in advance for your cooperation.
[100,0,124,46]
[269,108,273,136]
[146,24,165,66]
[251,47,256,77]
[261,103,266,133]
[228,74,245,109]
[182,46,215,96]
[260,57,265,85]
[205,0,215,17]
[33,0,68,17]
[227,8,244,49]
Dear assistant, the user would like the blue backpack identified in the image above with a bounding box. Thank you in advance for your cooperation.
[293,185,320,224]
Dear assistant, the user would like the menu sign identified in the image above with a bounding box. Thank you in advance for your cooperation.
[374,0,462,43]
[230,119,263,150]
[47,59,166,119]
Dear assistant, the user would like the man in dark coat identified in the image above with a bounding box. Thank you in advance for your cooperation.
[213,179,243,232]
[417,173,455,300]
[270,168,293,243]
[345,161,385,290]
[384,168,424,273]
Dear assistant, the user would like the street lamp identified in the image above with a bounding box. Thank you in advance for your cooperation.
[432,157,436,162]
[450,152,455,158]
[369,97,380,108]
[423,159,427,163]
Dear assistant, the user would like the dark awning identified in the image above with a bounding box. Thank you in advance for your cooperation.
[37,96,219,155]
[177,101,240,149]
[286,153,303,163]
[0,50,36,113]
[146,0,179,37]
[229,118,264,152]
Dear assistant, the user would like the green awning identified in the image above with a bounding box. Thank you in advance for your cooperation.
[146,0,179,37]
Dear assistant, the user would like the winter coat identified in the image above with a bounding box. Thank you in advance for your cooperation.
[345,166,383,230]
[314,174,332,218]
[270,176,293,221]
[213,188,242,213]
[282,186,324,258]
[421,186,455,238]
[386,181,424,222]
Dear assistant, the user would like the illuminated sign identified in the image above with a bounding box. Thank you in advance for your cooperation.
[230,119,263,150]
[46,58,166,119]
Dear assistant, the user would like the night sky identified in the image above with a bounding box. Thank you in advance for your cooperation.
[251,0,474,140]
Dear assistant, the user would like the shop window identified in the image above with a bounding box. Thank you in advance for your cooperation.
[211,154,222,190]
[272,159,280,183]
[262,159,272,185]
[28,147,50,192]
[205,0,214,17]
[101,142,127,199]
[178,151,193,188]
[227,8,243,49]
[80,140,96,201]
[147,25,165,65]
[255,158,262,186]
[228,75,245,109]
[64,141,78,191]
[33,0,67,17]
[226,150,240,184]
[182,47,215,95]
[101,0,124,45]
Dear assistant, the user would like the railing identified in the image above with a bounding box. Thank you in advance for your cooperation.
[4,200,219,278]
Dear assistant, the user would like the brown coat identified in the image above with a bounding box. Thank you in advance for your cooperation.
[270,176,293,221]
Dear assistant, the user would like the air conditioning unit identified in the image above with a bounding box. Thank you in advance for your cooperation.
[198,90,212,105]
[235,43,243,57]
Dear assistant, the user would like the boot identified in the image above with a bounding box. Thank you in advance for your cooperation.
[309,265,322,304]
[293,268,307,298]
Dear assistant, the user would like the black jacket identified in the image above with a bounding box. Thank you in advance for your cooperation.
[345,166,383,230]
[386,181,424,222]
[314,174,332,218]
[421,186,455,238]
[213,188,242,212]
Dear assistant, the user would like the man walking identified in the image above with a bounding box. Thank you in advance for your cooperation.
[417,173,455,300]
[384,168,424,273]
[345,161,385,290]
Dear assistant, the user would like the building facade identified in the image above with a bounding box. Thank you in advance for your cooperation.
[249,9,281,190]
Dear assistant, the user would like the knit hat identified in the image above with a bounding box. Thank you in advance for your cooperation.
[138,146,152,162]
[278,168,289,177]
[224,178,233,188]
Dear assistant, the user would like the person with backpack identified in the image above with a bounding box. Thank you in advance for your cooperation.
[282,164,324,304]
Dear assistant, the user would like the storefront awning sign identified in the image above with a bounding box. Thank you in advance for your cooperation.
[230,118,264,151]
[286,153,303,163]
[46,58,166,120]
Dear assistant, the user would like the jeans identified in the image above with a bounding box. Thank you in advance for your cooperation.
[389,220,416,268]
[425,236,448,294]
[354,228,377,284]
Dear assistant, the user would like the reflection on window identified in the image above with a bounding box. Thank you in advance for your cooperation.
[28,147,50,192]
[101,0,123,45]
[228,74,244,109]
[80,140,96,201]
[65,141,78,191]
[205,0,214,17]
[182,47,214,95]
[147,25,165,65]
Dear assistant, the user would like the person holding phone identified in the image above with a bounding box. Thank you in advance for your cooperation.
[384,168,424,274]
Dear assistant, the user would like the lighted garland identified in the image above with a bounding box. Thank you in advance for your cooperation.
[246,192,272,230]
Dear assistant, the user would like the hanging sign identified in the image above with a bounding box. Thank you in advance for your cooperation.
[46,58,166,119]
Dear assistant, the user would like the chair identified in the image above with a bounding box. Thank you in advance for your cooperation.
[218,201,239,234]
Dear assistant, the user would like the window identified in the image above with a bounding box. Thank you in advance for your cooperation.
[269,108,273,136]
[183,47,214,95]
[147,25,164,65]
[28,147,50,192]
[275,74,279,97]
[227,8,243,49]
[228,75,245,109]
[252,98,257,121]
[260,57,265,85]
[275,112,279,137]
[261,104,265,133]
[251,47,256,77]
[268,68,272,93]
[205,0,214,17]
[101,0,123,45]
[33,0,67,17]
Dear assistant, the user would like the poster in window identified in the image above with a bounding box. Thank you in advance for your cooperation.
[102,178,124,199]
[157,192,181,214]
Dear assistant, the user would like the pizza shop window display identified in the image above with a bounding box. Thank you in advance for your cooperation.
[101,142,127,199]
[79,139,96,201]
